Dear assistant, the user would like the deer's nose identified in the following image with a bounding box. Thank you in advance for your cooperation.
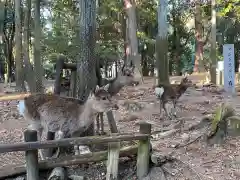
[112,104,119,110]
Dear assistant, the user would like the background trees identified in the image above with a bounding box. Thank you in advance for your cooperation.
[0,0,239,92]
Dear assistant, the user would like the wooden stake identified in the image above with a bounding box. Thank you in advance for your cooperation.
[137,121,151,179]
[106,111,120,180]
[106,110,118,133]
[24,130,39,180]
[106,141,120,180]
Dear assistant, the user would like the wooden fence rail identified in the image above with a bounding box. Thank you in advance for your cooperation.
[0,133,148,153]
[0,122,152,180]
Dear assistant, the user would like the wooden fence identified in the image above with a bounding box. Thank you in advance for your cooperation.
[0,121,152,180]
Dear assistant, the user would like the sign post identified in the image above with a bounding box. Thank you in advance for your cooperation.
[223,44,235,94]
[217,61,223,85]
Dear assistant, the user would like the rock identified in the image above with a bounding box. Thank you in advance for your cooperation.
[68,175,87,180]
[48,167,67,180]
[14,176,26,180]
[142,167,166,180]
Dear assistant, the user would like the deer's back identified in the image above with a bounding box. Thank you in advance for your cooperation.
[24,94,86,135]
[37,98,85,136]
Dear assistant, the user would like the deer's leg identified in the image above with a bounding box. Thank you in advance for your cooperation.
[172,99,177,117]
[52,130,64,158]
[77,123,94,155]
[96,113,100,135]
[40,131,55,159]
[159,100,163,117]
[99,112,105,135]
[37,128,48,160]
[72,124,94,156]
[27,124,47,160]
[162,101,172,120]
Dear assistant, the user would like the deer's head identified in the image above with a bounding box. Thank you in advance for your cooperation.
[180,75,192,86]
[121,66,134,77]
[90,84,119,112]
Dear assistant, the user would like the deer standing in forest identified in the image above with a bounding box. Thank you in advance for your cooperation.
[17,84,117,160]
[96,66,138,135]
[155,76,192,119]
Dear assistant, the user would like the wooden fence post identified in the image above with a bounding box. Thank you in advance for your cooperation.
[24,130,39,180]
[54,55,65,95]
[106,110,118,133]
[106,111,120,180]
[69,70,76,97]
[136,121,151,179]
[106,141,120,180]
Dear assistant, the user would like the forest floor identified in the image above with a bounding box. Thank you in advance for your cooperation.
[1,75,240,179]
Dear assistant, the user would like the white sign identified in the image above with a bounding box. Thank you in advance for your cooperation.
[223,44,235,94]
[217,61,224,71]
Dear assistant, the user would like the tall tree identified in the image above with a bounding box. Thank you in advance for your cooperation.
[14,0,25,91]
[23,0,36,92]
[194,1,211,73]
[3,0,15,83]
[194,1,202,72]
[33,0,43,92]
[210,0,216,84]
[124,0,143,83]
[156,0,169,84]
[76,0,97,101]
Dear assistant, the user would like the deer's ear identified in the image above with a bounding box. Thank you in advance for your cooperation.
[95,85,100,93]
[131,66,135,72]
[103,83,110,91]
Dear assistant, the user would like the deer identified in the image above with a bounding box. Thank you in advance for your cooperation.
[17,83,117,160]
[96,65,139,135]
[155,76,192,119]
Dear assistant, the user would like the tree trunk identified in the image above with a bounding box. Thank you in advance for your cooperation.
[95,0,102,86]
[124,0,143,82]
[172,0,181,76]
[33,0,43,93]
[76,0,97,101]
[14,0,25,92]
[121,12,128,65]
[156,0,169,85]
[194,1,203,73]
[210,0,216,84]
[23,0,36,92]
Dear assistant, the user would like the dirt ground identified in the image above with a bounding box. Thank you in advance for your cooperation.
[1,75,240,179]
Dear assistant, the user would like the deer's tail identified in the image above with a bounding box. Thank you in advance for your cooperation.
[155,87,164,98]
[17,100,25,116]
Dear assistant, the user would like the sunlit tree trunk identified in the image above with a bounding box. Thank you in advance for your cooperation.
[194,1,203,73]
[210,0,216,84]
[33,0,43,92]
[124,0,143,83]
[156,0,169,84]
[14,0,25,91]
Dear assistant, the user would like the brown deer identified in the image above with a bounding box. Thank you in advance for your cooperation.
[18,84,117,160]
[96,66,138,135]
[155,76,192,119]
